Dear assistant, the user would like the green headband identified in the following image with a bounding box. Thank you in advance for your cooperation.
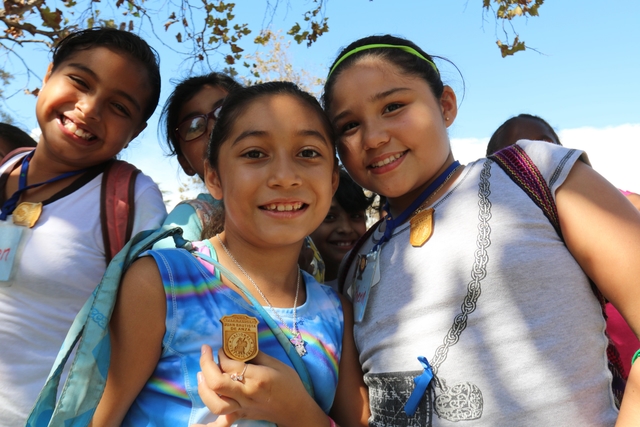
[328,43,440,77]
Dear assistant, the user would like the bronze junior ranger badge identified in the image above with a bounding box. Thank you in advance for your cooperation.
[410,207,434,247]
[13,202,43,228]
[220,314,259,362]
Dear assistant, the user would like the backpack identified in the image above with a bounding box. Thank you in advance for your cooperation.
[1,148,139,264]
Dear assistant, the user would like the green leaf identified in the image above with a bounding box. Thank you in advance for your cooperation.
[39,7,63,30]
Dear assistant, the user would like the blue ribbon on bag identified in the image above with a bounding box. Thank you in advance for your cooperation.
[404,356,434,416]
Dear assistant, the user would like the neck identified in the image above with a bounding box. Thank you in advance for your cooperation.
[387,154,461,218]
[212,230,304,306]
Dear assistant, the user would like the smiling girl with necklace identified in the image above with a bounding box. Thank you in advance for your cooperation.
[92,81,368,427]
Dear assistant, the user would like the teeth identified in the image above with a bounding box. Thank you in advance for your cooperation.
[372,152,403,168]
[64,120,78,133]
[264,202,303,211]
[63,117,95,140]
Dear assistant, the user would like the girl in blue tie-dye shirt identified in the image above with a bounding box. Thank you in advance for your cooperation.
[91,82,369,427]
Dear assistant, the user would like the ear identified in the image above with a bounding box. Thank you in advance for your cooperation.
[204,161,223,200]
[42,63,54,86]
[130,122,147,144]
[440,85,458,128]
[331,162,340,196]
[177,154,197,177]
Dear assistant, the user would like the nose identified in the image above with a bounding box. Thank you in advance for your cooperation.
[361,119,389,151]
[335,215,354,235]
[77,95,102,122]
[266,155,302,188]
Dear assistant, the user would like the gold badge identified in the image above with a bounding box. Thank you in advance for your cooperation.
[12,202,43,228]
[409,207,434,247]
[220,314,259,362]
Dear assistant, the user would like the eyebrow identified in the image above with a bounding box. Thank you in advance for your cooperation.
[332,87,411,125]
[231,129,329,146]
[67,63,142,113]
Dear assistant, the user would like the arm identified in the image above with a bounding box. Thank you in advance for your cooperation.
[555,161,640,336]
[617,361,640,426]
[91,256,166,426]
[555,162,640,422]
[624,192,640,211]
[329,294,369,426]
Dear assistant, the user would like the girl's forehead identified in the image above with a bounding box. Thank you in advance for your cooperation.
[228,94,331,139]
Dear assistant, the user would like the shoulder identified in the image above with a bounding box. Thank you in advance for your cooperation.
[491,140,589,195]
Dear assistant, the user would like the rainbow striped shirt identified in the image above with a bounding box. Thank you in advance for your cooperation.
[122,243,343,426]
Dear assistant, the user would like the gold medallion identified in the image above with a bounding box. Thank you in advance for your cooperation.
[12,202,43,228]
[220,314,259,362]
[409,207,434,247]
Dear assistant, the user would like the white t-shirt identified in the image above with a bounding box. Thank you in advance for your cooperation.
[343,141,618,426]
[0,153,167,426]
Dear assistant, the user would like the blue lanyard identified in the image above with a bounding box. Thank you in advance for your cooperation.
[0,150,87,220]
[373,160,460,251]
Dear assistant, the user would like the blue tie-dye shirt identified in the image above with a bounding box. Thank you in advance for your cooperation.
[122,241,343,426]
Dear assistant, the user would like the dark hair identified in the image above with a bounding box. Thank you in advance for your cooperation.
[161,73,242,158]
[323,34,444,111]
[201,81,336,238]
[207,81,335,169]
[335,168,374,214]
[486,114,562,156]
[51,27,161,123]
[0,123,37,154]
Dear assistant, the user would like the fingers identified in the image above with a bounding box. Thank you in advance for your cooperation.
[198,345,241,416]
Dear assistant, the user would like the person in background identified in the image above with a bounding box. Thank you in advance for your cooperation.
[310,168,374,291]
[0,28,166,426]
[0,123,38,161]
[153,73,241,249]
[486,113,561,156]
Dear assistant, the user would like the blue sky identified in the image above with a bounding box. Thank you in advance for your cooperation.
[2,1,639,205]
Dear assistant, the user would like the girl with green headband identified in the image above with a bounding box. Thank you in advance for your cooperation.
[197,34,640,426]
[322,34,640,426]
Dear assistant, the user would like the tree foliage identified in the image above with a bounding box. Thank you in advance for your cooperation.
[482,0,545,57]
[0,0,544,97]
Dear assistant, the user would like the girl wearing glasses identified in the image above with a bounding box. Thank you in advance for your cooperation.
[154,73,242,249]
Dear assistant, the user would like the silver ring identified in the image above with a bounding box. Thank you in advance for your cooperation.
[230,364,248,382]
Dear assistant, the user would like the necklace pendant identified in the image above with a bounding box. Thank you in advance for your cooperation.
[12,202,43,228]
[410,207,434,247]
[434,382,483,421]
[290,332,306,357]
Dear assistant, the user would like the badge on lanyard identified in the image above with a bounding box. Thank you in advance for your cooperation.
[352,247,381,323]
[0,222,24,283]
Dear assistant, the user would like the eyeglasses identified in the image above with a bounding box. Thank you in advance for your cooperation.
[175,109,219,142]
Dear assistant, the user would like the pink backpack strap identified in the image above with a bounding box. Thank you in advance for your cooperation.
[0,147,34,168]
[100,160,140,264]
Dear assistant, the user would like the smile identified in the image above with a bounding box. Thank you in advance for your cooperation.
[330,240,355,247]
[370,151,406,168]
[62,116,96,141]
[261,202,306,212]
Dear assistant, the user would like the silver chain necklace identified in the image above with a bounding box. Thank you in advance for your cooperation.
[216,234,306,357]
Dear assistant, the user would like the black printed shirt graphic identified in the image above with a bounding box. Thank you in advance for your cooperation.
[365,371,433,427]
